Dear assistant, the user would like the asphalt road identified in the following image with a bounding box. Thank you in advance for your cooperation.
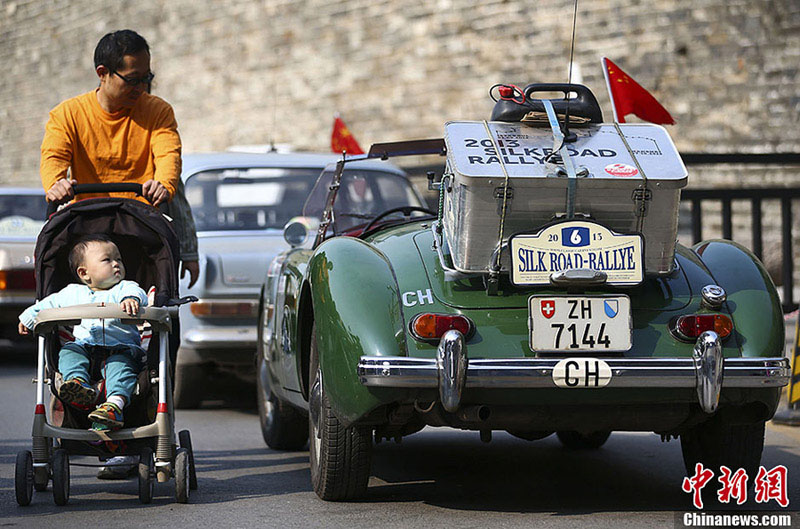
[1,350,799,529]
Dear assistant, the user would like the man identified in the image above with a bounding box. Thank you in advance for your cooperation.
[40,29,199,286]
[40,29,198,479]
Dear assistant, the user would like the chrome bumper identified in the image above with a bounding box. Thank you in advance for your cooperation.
[182,327,257,348]
[357,330,789,412]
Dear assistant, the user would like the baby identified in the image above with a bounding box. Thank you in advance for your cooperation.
[19,235,148,431]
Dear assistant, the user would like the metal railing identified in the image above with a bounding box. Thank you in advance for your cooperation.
[682,187,800,313]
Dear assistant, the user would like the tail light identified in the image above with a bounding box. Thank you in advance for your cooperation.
[0,269,36,291]
[410,313,475,342]
[190,300,258,318]
[671,314,733,341]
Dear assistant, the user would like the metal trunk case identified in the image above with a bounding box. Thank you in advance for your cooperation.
[441,121,688,275]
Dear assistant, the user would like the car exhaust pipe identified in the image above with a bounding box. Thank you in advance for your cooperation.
[456,405,491,423]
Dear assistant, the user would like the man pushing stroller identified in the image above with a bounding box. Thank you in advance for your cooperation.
[18,235,147,431]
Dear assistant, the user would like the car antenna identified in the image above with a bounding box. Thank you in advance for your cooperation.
[562,0,579,143]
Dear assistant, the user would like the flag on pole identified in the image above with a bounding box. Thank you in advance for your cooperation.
[602,58,675,125]
[331,114,364,154]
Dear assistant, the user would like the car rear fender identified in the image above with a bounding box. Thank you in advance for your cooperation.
[693,239,784,358]
[305,236,408,425]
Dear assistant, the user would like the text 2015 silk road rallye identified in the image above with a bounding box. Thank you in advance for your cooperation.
[256,82,790,501]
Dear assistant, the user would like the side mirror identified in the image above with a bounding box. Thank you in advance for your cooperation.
[283,216,320,248]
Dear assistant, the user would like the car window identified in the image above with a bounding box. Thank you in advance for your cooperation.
[303,169,422,233]
[0,193,47,237]
[185,168,320,231]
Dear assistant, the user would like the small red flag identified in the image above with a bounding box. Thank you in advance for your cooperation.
[602,58,675,125]
[331,115,364,155]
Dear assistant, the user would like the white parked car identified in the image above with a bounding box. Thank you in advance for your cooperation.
[174,152,340,407]
[0,188,46,348]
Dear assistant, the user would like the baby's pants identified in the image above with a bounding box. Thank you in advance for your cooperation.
[58,342,142,401]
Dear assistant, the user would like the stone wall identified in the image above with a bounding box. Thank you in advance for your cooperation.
[1,0,798,290]
[2,0,797,183]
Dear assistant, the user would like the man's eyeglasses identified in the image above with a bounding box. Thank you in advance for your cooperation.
[111,70,155,87]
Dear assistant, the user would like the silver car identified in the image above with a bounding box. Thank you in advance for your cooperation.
[174,152,340,408]
[0,188,46,348]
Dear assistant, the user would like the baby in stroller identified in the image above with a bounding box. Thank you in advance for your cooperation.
[14,183,197,506]
[18,234,148,431]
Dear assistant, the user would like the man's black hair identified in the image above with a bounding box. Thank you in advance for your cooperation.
[94,30,150,71]
[69,234,116,277]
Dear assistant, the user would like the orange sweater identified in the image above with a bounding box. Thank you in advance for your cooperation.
[40,90,181,202]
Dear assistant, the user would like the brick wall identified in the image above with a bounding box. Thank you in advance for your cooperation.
[1,0,799,292]
[1,0,797,185]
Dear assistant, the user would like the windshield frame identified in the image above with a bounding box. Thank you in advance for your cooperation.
[308,140,445,248]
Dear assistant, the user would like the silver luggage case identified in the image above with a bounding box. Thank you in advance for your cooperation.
[441,120,688,275]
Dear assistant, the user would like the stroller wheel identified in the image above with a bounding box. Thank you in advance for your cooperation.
[52,449,70,506]
[15,451,34,506]
[174,448,190,503]
[138,447,155,504]
[178,430,198,490]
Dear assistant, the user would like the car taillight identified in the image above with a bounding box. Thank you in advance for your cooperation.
[190,300,258,318]
[410,313,474,342]
[0,269,35,291]
[671,314,733,341]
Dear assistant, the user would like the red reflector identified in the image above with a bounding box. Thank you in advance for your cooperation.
[190,301,257,317]
[157,402,168,414]
[675,314,733,340]
[0,269,35,291]
[35,404,46,415]
[411,313,473,341]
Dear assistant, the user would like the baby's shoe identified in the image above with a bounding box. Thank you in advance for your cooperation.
[88,402,124,430]
[59,377,97,407]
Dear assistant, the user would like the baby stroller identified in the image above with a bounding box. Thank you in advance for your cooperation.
[15,183,197,506]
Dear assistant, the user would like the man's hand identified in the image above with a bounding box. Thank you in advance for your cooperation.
[18,322,30,335]
[181,260,200,288]
[120,297,140,316]
[142,179,169,206]
[46,178,76,203]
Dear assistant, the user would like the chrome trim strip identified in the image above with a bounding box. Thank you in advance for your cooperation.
[183,327,257,348]
[357,356,789,389]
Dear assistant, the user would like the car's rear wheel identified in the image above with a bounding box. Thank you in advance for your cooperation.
[680,418,765,480]
[174,364,204,409]
[556,430,611,449]
[257,353,308,450]
[308,324,372,501]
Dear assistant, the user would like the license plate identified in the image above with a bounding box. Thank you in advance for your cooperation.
[529,295,632,352]
[510,220,644,286]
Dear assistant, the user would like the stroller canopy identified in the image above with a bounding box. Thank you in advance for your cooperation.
[35,198,179,307]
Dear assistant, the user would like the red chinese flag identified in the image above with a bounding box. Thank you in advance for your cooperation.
[603,58,675,125]
[331,115,365,155]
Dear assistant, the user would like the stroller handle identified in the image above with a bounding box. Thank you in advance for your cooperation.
[47,183,147,216]
[73,183,144,196]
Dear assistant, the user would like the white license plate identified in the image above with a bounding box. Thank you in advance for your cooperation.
[529,296,632,352]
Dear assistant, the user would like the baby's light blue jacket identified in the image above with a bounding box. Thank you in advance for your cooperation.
[19,280,148,347]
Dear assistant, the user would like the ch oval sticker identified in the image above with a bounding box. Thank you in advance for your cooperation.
[552,358,612,388]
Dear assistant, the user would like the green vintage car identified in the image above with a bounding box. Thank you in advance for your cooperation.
[256,83,790,501]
